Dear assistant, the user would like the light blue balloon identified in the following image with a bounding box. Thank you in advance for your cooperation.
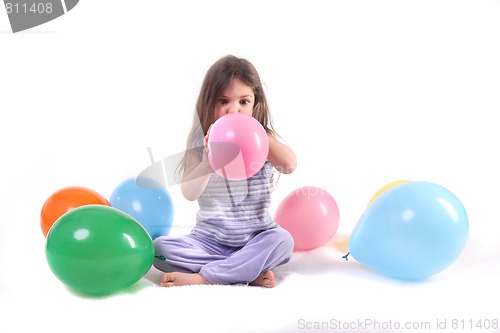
[349,181,469,280]
[109,177,174,239]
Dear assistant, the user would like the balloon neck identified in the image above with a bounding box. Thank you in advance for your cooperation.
[155,255,166,261]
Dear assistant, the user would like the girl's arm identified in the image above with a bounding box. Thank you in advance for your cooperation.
[180,148,213,201]
[267,134,297,174]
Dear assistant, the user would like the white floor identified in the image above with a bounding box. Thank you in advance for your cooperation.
[2,1,500,332]
[1,223,499,333]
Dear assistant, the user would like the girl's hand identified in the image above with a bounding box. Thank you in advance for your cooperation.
[267,134,297,174]
[202,124,213,162]
[203,125,212,150]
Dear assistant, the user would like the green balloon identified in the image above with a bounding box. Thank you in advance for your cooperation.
[45,205,154,295]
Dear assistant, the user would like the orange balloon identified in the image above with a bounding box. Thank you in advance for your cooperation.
[40,186,110,237]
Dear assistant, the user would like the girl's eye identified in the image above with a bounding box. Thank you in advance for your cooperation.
[240,100,251,105]
[219,99,228,105]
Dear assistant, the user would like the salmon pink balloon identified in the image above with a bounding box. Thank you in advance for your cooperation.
[208,113,269,180]
[274,186,340,251]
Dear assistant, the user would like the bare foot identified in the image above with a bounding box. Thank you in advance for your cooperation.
[250,270,275,288]
[160,272,212,287]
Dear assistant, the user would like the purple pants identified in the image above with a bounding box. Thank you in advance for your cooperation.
[153,227,294,285]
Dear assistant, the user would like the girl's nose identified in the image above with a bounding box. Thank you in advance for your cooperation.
[227,102,239,114]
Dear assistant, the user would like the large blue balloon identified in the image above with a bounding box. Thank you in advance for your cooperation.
[109,177,174,239]
[349,181,469,280]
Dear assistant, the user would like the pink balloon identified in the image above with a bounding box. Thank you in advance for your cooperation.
[208,113,269,180]
[274,186,340,251]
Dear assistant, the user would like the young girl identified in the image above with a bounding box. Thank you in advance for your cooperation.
[153,55,297,288]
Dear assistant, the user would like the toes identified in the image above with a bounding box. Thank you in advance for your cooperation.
[161,273,174,284]
[160,275,175,288]
[263,280,275,288]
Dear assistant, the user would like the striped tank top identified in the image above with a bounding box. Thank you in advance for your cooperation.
[191,161,277,247]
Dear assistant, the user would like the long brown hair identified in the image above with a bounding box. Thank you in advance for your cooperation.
[176,55,278,183]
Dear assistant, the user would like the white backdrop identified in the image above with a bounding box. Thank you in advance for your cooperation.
[1,1,500,332]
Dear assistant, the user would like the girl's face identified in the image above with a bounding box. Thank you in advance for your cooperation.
[215,78,254,119]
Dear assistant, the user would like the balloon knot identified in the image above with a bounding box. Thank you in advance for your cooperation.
[155,255,166,261]
[342,252,350,261]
